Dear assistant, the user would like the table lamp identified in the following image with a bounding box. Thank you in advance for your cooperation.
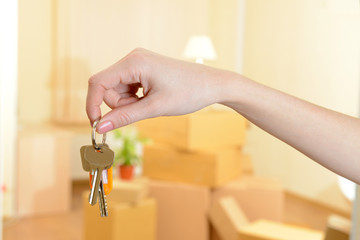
[338,175,356,202]
[183,35,217,64]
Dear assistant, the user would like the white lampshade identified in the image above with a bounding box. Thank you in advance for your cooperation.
[183,35,217,63]
[338,175,356,202]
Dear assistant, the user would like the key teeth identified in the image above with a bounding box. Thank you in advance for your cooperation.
[98,181,109,217]
[104,195,108,208]
[101,194,108,217]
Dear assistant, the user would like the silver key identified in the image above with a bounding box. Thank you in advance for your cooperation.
[89,169,100,205]
[98,181,108,217]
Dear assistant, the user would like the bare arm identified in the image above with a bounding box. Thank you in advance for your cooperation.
[86,48,360,184]
[221,72,360,183]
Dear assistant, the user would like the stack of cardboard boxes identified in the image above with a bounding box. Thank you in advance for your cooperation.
[137,108,287,240]
[140,109,248,187]
[83,108,327,239]
[139,108,247,240]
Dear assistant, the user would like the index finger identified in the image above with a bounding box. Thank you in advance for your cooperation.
[86,78,105,124]
[86,59,142,124]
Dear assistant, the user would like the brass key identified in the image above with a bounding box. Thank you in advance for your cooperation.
[80,119,114,216]
[85,145,113,205]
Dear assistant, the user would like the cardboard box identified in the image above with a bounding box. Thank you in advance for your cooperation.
[143,144,244,187]
[209,196,322,240]
[209,197,249,240]
[239,220,324,240]
[17,126,72,216]
[148,180,210,240]
[137,109,247,151]
[83,192,156,240]
[210,224,223,240]
[212,176,284,221]
[107,178,148,204]
[324,214,351,240]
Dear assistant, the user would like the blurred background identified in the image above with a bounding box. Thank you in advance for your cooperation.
[1,0,360,239]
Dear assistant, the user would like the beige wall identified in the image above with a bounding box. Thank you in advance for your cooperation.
[19,0,211,125]
[243,0,360,212]
[54,0,210,124]
[18,0,54,125]
[208,0,243,71]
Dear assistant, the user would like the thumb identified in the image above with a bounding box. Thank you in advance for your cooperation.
[97,98,156,133]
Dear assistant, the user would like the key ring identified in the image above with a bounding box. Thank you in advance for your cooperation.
[92,119,106,150]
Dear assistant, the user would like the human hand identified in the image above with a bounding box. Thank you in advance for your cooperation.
[86,48,226,133]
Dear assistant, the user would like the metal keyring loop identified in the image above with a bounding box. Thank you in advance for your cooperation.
[92,119,106,150]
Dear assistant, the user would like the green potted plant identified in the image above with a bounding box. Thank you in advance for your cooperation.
[112,127,149,180]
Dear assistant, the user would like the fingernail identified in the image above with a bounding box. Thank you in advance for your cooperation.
[98,121,114,134]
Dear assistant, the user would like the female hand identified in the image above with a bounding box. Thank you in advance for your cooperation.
[87,48,360,184]
[86,48,228,133]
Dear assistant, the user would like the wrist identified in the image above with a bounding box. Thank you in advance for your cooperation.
[216,70,249,114]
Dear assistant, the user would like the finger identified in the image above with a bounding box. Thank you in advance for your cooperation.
[97,97,157,133]
[86,79,106,124]
[112,96,139,108]
[112,83,141,94]
[86,61,142,124]
[103,89,139,109]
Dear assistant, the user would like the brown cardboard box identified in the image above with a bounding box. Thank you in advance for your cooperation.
[137,109,247,151]
[107,178,148,203]
[83,192,156,240]
[209,196,322,240]
[148,180,210,240]
[239,220,324,240]
[143,144,244,187]
[17,126,72,216]
[209,197,249,240]
[210,224,223,240]
[324,214,351,240]
[212,176,284,221]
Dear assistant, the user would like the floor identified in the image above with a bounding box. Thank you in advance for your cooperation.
[3,182,86,240]
[3,181,351,240]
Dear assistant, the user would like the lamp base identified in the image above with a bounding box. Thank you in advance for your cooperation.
[195,58,204,64]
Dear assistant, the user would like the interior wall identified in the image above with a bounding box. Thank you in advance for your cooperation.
[208,0,241,71]
[18,0,54,126]
[18,0,211,126]
[243,0,360,212]
[54,0,210,124]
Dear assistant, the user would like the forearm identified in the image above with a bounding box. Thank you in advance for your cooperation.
[219,71,360,184]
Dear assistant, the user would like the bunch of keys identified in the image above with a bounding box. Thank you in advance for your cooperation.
[80,119,114,217]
